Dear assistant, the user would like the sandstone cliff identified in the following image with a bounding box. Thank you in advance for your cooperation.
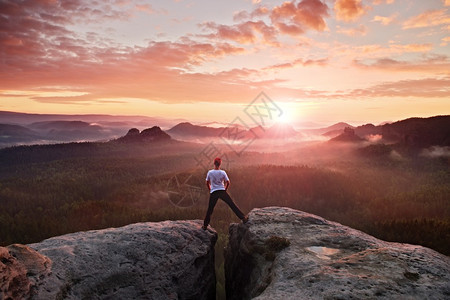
[225,207,450,299]
[1,220,217,300]
[3,208,450,300]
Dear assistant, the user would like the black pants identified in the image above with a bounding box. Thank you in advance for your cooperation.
[203,190,245,227]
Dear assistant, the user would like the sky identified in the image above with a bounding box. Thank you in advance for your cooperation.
[0,0,449,126]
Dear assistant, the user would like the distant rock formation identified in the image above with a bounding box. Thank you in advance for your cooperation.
[116,126,171,143]
[225,207,450,299]
[1,221,217,300]
[329,127,364,143]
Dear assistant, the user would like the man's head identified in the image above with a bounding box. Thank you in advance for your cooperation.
[214,157,222,168]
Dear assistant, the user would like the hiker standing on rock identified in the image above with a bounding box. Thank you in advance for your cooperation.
[202,157,248,230]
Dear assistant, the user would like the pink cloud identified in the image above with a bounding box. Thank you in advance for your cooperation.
[372,14,397,25]
[0,0,138,71]
[334,0,369,22]
[263,58,328,70]
[402,9,450,29]
[337,43,433,60]
[372,0,394,5]
[272,76,450,100]
[233,6,269,22]
[135,4,155,14]
[209,1,329,45]
[336,24,367,36]
[201,21,278,45]
[353,56,450,73]
[0,34,247,101]
[0,0,261,104]
[347,77,450,98]
[1,0,448,109]
[271,0,329,34]
[441,36,450,46]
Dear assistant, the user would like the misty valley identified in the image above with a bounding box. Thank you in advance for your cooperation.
[0,114,449,298]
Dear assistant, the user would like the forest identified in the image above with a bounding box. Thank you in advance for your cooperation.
[0,140,449,299]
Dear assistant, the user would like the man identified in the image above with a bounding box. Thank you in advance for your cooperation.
[202,157,248,230]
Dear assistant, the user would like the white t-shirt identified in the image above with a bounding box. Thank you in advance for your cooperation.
[206,169,229,193]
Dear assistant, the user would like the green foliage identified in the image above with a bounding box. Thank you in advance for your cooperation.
[0,142,449,300]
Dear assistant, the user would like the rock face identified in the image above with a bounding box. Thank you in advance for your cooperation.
[225,207,450,300]
[329,127,364,143]
[1,220,217,300]
[0,244,51,299]
[117,126,171,143]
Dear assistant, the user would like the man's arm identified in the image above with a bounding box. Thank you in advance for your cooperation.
[206,180,211,191]
[224,180,230,191]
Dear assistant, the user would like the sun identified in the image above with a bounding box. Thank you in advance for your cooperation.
[277,109,292,124]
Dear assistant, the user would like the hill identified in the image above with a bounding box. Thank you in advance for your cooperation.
[0,111,185,147]
[168,121,299,140]
[167,122,225,138]
[381,116,450,148]
[0,124,43,147]
[29,120,108,141]
[324,116,450,148]
[0,110,178,128]
[304,122,354,137]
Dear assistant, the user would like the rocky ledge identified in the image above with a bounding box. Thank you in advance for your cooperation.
[225,207,450,300]
[1,220,217,300]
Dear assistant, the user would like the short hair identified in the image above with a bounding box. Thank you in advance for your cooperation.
[214,157,222,166]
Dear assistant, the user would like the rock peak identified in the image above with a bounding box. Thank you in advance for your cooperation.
[117,126,171,143]
[225,207,450,299]
[1,220,217,300]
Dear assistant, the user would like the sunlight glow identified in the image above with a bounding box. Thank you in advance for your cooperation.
[0,89,88,97]
[278,110,292,124]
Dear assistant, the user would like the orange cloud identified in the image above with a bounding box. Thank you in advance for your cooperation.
[346,77,450,98]
[201,21,278,45]
[338,43,433,59]
[0,37,248,103]
[372,14,397,25]
[262,58,328,71]
[353,56,450,73]
[402,9,450,29]
[441,36,450,46]
[334,0,369,22]
[1,0,449,114]
[233,6,269,22]
[215,1,329,43]
[271,0,329,34]
[336,24,367,36]
[372,0,394,4]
